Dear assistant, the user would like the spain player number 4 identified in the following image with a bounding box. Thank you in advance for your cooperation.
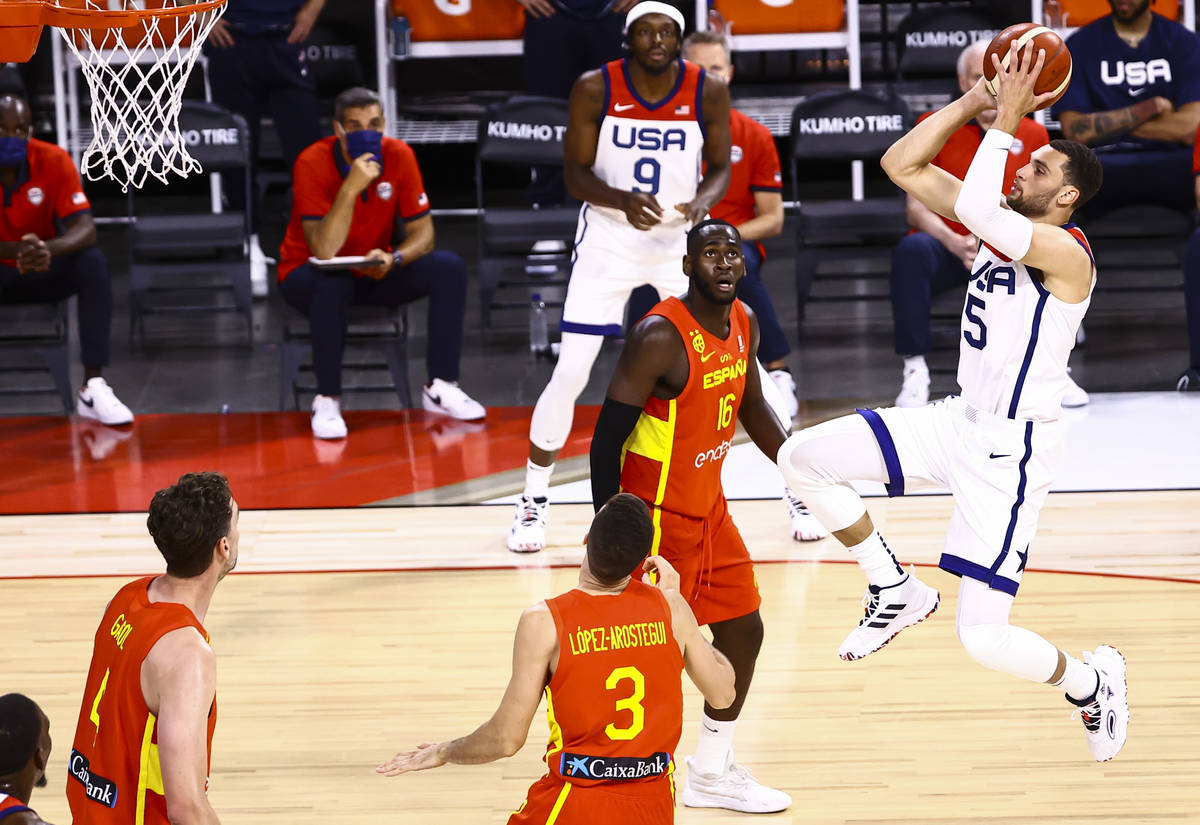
[603,666,646,741]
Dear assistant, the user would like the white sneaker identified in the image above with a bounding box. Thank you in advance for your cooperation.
[507,494,548,553]
[311,394,347,439]
[423,378,486,421]
[1072,645,1129,762]
[681,753,791,813]
[768,368,800,420]
[1062,369,1089,408]
[77,377,134,425]
[783,491,828,542]
[249,239,270,299]
[837,567,939,661]
[895,363,930,408]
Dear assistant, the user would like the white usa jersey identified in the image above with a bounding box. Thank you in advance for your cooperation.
[957,224,1095,422]
[589,58,706,247]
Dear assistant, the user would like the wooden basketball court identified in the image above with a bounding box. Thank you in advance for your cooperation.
[3,491,1198,823]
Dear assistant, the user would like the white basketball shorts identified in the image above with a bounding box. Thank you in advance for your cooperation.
[560,204,689,335]
[856,395,1064,596]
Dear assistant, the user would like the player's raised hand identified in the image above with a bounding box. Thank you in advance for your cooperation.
[990,42,1058,118]
[621,191,664,231]
[643,556,681,593]
[376,742,447,775]
[346,153,382,194]
[674,199,709,226]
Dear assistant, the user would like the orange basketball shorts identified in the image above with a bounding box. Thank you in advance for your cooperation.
[507,774,674,825]
[636,495,761,627]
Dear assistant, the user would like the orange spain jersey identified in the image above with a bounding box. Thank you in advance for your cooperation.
[542,581,683,791]
[67,577,217,825]
[620,297,750,519]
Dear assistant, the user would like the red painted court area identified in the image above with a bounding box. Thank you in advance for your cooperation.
[1,406,599,514]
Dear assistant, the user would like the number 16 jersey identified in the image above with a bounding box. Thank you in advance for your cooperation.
[590,58,706,237]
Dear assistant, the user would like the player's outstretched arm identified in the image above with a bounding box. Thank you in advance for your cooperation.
[377,605,556,776]
[955,44,1094,302]
[675,74,732,225]
[880,81,993,221]
[660,583,735,709]
[737,309,789,455]
[143,628,222,825]
[564,70,664,230]
[590,317,685,510]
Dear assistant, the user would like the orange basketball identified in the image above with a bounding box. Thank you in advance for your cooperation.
[982,23,1072,111]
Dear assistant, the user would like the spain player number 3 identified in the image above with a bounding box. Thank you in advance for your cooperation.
[604,666,646,741]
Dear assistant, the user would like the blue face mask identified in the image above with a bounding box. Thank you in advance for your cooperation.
[0,136,28,168]
[344,129,382,164]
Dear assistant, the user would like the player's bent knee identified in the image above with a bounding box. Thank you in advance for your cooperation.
[776,430,826,491]
[956,621,1011,671]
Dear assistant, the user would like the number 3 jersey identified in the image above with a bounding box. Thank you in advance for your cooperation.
[542,580,683,789]
[68,577,217,825]
[958,225,1094,422]
[589,58,707,244]
[620,297,750,518]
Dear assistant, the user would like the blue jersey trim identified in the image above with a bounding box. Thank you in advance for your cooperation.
[998,420,1035,567]
[938,553,1020,596]
[560,320,622,336]
[1062,222,1095,264]
[855,408,905,497]
[0,806,34,821]
[570,204,589,269]
[1006,288,1049,418]
[622,58,686,111]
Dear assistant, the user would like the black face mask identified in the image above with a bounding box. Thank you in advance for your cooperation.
[0,136,28,168]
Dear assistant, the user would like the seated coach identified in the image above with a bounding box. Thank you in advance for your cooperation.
[0,93,133,425]
[278,87,485,440]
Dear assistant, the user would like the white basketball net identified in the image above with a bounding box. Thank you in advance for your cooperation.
[52,0,226,191]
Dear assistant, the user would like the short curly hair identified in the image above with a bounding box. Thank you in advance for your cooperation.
[0,693,42,776]
[146,472,233,578]
[588,493,654,584]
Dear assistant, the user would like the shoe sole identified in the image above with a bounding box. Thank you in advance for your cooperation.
[507,542,544,553]
[679,789,789,814]
[1090,645,1129,762]
[839,589,940,662]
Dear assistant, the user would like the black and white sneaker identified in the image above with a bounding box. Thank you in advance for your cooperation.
[1068,645,1129,762]
[1176,367,1200,391]
[837,567,939,661]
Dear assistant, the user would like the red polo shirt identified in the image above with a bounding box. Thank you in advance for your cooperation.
[922,113,1049,235]
[1193,121,1200,173]
[709,107,782,259]
[278,135,431,280]
[1,138,92,266]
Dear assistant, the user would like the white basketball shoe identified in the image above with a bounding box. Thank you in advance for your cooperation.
[837,568,940,661]
[783,491,829,542]
[895,362,930,408]
[507,494,548,553]
[1070,645,1129,762]
[681,753,791,814]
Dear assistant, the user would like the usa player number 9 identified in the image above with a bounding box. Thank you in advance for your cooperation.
[632,158,661,196]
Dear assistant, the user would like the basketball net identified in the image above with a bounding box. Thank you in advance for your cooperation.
[52,0,226,191]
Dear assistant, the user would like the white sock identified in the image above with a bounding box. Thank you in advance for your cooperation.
[903,355,928,374]
[848,531,906,588]
[524,459,554,500]
[1057,653,1100,702]
[692,712,736,777]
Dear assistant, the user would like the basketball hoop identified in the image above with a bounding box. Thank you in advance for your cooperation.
[0,0,227,191]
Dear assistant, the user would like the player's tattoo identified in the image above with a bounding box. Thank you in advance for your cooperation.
[1061,100,1160,146]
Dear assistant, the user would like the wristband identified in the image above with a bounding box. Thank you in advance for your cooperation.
[392,250,403,268]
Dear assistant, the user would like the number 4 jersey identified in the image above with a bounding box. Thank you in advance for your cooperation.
[540,580,683,791]
[589,58,706,236]
[67,577,216,825]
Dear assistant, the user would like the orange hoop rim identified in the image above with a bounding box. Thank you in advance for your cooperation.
[2,0,226,31]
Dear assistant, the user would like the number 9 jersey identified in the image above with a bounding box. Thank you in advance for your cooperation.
[590,58,707,236]
[509,580,682,825]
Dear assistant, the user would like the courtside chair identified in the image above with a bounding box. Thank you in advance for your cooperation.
[790,89,913,332]
[127,101,254,344]
[0,300,73,414]
[475,95,578,329]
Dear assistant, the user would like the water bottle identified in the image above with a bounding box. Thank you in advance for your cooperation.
[391,16,411,60]
[529,293,549,356]
[1044,0,1063,29]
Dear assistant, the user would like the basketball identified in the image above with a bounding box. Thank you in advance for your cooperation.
[982,23,1073,110]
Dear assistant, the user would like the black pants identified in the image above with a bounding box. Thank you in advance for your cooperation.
[1078,147,1196,220]
[889,232,971,357]
[1182,225,1200,371]
[278,250,468,396]
[206,29,323,233]
[0,246,112,368]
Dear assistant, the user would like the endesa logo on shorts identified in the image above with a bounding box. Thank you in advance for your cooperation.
[560,752,670,781]
[694,438,732,468]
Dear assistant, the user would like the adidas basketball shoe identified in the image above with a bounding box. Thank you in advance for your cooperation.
[837,568,940,661]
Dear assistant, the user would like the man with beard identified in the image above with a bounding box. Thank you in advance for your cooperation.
[1052,0,1200,220]
[0,694,53,825]
[778,44,1130,762]
[507,1,732,554]
[589,219,792,812]
[67,472,239,825]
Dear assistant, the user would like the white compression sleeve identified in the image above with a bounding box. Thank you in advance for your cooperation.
[953,128,1034,262]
